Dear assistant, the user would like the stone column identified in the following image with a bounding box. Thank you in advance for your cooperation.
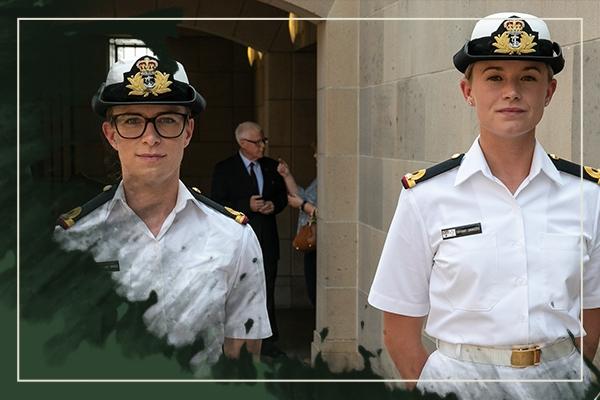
[312,0,361,371]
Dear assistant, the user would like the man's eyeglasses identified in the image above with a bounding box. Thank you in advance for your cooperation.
[111,112,190,139]
[242,138,269,146]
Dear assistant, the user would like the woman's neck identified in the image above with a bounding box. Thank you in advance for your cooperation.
[478,133,536,194]
[121,177,179,236]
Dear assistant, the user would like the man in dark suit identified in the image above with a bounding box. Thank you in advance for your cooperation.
[211,121,287,356]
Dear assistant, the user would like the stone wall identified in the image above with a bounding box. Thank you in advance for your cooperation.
[313,0,600,377]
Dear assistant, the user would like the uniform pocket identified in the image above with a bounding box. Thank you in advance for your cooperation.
[541,233,583,310]
[433,233,502,312]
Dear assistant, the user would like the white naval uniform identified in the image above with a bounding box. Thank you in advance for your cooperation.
[54,180,272,371]
[368,139,600,399]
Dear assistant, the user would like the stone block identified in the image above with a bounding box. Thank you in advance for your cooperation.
[581,39,600,166]
[357,290,383,357]
[265,52,292,99]
[359,86,373,156]
[537,45,574,157]
[317,287,357,340]
[358,223,387,294]
[359,19,384,87]
[319,156,357,221]
[232,107,255,129]
[292,53,317,100]
[322,88,358,156]
[360,0,396,18]
[359,156,383,230]
[233,72,254,107]
[319,222,357,288]
[266,100,292,146]
[292,100,317,147]
[188,72,233,108]
[368,82,397,159]
[327,0,359,17]
[319,20,358,88]
[194,107,235,142]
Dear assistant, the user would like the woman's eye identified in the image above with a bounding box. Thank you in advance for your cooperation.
[521,75,537,81]
[125,118,143,125]
[157,117,176,124]
[486,75,502,81]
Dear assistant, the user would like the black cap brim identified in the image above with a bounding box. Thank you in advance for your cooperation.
[453,41,565,74]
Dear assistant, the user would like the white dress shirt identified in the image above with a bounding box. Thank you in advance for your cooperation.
[54,180,272,368]
[239,151,264,196]
[369,139,600,346]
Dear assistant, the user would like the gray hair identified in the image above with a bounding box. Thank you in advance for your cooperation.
[235,121,263,144]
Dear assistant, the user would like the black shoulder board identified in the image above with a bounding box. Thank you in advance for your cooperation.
[189,187,249,225]
[402,153,465,189]
[548,154,600,185]
[56,184,118,230]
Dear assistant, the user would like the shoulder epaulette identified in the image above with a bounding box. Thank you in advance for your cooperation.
[548,154,600,185]
[402,153,465,189]
[56,184,118,230]
[189,187,249,225]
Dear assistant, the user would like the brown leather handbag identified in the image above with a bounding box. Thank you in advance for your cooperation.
[293,218,316,252]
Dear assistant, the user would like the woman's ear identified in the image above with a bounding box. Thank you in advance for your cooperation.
[460,79,474,106]
[102,121,119,151]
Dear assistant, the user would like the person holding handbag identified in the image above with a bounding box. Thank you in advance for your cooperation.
[277,158,317,307]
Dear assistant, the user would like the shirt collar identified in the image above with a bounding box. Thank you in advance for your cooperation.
[454,138,493,186]
[103,180,197,222]
[454,137,563,187]
[239,151,258,169]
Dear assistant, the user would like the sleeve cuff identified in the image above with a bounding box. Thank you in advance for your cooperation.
[367,290,429,317]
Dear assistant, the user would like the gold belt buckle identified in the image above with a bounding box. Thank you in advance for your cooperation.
[510,345,541,368]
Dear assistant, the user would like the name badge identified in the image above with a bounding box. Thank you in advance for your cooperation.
[96,260,120,272]
[441,223,482,240]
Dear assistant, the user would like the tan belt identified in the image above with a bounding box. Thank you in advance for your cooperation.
[436,338,575,368]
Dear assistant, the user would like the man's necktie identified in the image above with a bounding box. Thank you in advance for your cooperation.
[249,162,260,195]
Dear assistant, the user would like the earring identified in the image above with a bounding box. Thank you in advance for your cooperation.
[467,97,474,106]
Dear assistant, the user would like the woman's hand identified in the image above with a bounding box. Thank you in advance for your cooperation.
[277,158,290,178]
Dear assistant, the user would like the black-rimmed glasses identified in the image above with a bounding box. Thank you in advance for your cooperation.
[242,138,269,146]
[111,112,190,139]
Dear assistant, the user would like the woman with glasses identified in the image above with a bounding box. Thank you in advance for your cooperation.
[55,56,272,372]
[368,13,600,399]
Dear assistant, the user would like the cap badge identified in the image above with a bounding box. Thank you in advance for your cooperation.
[493,19,537,55]
[126,57,173,97]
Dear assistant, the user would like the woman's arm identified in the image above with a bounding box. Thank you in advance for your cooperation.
[277,158,301,196]
[383,312,429,390]
[582,308,600,361]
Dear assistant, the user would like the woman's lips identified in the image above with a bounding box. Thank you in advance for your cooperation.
[497,107,526,113]
[137,153,166,161]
